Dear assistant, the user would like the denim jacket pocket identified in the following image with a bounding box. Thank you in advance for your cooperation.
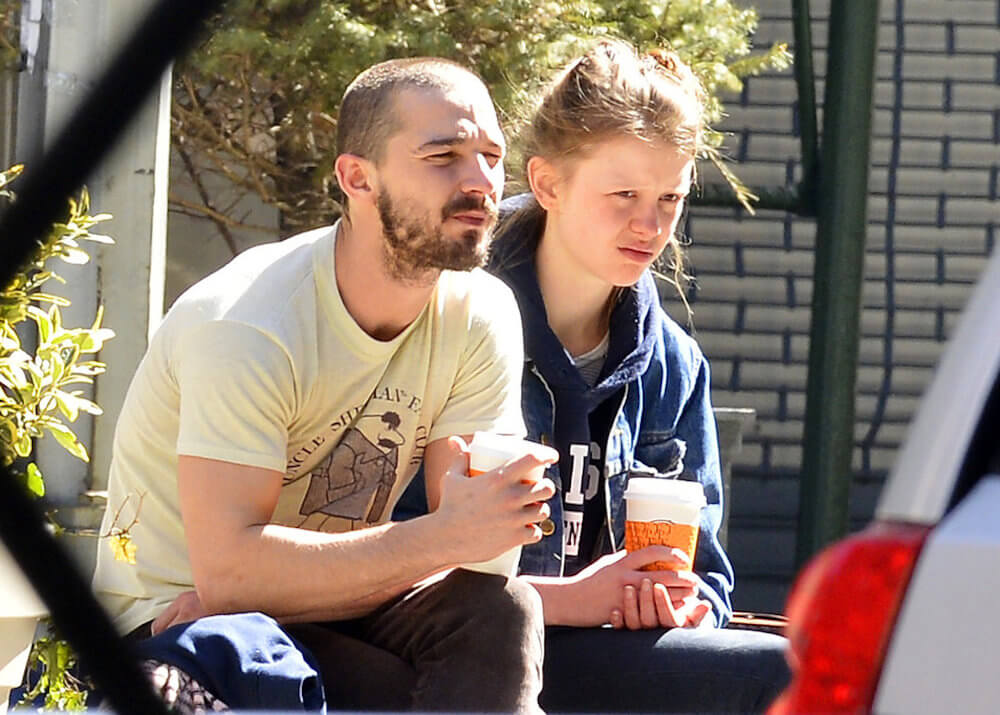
[632,434,687,479]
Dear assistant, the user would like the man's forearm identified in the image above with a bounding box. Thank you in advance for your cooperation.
[194,515,458,621]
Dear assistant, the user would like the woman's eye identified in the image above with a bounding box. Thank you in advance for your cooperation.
[614,191,636,199]
[661,193,683,203]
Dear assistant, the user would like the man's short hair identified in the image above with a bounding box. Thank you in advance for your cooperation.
[337,57,487,165]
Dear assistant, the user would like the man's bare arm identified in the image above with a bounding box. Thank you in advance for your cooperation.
[177,437,555,622]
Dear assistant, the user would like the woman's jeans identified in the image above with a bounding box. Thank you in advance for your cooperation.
[541,624,790,713]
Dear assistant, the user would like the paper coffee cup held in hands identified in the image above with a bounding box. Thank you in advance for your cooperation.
[461,432,552,578]
[623,477,706,571]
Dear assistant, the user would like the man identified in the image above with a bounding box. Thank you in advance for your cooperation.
[92,57,557,712]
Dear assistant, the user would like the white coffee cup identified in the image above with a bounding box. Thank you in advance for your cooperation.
[461,432,551,578]
[623,478,706,571]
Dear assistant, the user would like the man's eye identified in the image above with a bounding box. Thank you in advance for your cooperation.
[661,194,682,203]
[484,153,503,167]
[428,152,455,161]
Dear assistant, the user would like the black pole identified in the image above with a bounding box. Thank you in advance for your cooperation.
[0,469,169,713]
[796,0,882,566]
[0,0,225,710]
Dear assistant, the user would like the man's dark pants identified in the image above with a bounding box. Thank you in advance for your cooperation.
[131,569,545,712]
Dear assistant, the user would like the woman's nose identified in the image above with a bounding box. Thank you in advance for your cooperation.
[630,205,662,238]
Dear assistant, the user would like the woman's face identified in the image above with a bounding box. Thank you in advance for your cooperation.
[537,135,694,289]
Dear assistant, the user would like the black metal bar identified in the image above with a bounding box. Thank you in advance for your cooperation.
[0,0,225,710]
[0,468,168,713]
[796,0,882,567]
[791,0,820,213]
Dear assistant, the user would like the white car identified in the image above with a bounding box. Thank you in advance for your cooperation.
[769,247,1000,714]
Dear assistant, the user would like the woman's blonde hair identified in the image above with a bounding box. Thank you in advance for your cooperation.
[514,39,706,313]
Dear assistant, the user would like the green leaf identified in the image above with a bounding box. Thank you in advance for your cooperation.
[58,245,91,265]
[72,328,115,352]
[54,390,81,421]
[70,361,105,377]
[81,232,114,244]
[14,430,32,457]
[27,304,53,343]
[43,419,90,461]
[25,462,45,497]
[0,163,23,189]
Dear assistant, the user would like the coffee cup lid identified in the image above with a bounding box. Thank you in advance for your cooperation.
[623,477,706,507]
[469,432,528,461]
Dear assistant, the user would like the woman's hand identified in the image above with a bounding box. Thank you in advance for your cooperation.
[609,577,712,630]
[528,546,703,627]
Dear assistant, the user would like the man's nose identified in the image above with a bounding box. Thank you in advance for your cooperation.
[460,154,502,195]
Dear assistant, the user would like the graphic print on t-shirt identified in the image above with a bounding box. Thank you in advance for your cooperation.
[299,410,405,523]
[287,384,429,531]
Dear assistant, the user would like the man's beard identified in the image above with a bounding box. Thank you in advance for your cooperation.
[377,189,498,281]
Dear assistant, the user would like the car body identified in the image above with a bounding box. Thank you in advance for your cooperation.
[770,247,1000,714]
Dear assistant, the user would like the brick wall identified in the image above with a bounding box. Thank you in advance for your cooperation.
[670,0,1000,612]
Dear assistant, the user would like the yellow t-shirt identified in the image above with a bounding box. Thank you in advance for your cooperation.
[92,223,525,633]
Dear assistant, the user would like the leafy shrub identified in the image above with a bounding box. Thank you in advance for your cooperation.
[1,165,115,488]
[1,164,115,711]
[172,0,790,239]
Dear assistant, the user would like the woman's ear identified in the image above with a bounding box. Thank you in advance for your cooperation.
[335,154,375,205]
[527,156,563,212]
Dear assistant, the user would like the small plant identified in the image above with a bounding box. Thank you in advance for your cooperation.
[15,634,88,711]
[1,164,115,485]
[1,164,120,711]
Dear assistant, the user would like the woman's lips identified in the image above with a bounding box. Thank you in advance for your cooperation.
[618,245,654,262]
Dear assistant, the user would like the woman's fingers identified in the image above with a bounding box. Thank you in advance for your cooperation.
[685,599,713,627]
[640,578,667,628]
[621,580,711,630]
[652,581,684,627]
[622,584,641,629]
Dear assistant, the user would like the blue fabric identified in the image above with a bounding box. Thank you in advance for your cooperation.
[394,194,735,624]
[542,624,790,713]
[135,612,325,712]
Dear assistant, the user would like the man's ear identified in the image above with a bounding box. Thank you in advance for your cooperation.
[335,154,376,205]
[527,156,562,212]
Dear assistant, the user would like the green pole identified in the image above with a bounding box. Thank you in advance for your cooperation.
[796,0,882,567]
[791,0,820,213]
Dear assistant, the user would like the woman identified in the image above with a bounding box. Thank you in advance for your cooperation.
[399,39,789,713]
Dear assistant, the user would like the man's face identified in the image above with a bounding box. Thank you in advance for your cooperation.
[373,83,505,280]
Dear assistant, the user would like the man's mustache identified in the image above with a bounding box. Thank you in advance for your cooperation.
[441,194,499,222]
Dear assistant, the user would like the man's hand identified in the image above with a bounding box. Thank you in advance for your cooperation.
[425,436,557,566]
[151,590,209,635]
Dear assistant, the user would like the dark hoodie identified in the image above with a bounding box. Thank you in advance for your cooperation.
[489,194,663,571]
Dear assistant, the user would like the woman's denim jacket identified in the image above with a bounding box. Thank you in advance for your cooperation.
[520,309,736,625]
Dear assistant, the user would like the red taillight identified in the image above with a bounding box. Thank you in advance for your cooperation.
[768,522,931,715]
